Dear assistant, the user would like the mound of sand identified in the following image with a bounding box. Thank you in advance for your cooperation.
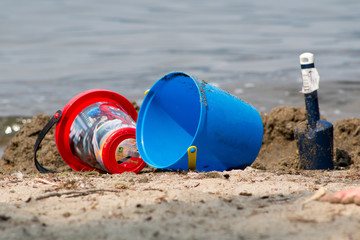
[253,106,359,172]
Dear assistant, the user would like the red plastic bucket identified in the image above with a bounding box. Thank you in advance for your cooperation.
[34,89,146,174]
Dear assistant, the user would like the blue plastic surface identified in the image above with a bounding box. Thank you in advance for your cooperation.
[136,72,263,172]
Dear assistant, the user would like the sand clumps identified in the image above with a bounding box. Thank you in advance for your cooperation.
[0,114,70,175]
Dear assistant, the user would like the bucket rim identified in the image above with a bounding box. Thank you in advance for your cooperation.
[55,89,138,172]
[136,72,207,169]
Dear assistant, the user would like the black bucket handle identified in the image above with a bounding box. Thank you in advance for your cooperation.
[34,110,62,173]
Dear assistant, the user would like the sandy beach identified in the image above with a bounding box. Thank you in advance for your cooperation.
[1,105,360,240]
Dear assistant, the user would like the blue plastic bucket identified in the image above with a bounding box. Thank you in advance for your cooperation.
[136,72,263,172]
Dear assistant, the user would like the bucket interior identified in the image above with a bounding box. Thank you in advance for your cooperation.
[138,75,202,167]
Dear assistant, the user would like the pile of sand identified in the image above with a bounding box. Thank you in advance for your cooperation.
[253,106,359,172]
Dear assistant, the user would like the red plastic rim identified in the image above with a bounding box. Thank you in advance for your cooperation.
[54,89,138,173]
[102,127,146,174]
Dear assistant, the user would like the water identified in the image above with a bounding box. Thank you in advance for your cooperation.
[1,0,360,156]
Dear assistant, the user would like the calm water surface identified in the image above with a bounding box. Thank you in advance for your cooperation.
[1,0,360,155]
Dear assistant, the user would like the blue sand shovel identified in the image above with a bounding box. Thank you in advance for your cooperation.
[294,53,334,170]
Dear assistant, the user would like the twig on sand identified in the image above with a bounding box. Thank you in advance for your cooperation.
[26,188,123,202]
[33,177,60,187]
[302,187,326,207]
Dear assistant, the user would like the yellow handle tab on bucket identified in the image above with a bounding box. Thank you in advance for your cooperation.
[144,89,150,96]
[187,146,197,170]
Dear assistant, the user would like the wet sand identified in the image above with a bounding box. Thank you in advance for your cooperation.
[1,105,360,239]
